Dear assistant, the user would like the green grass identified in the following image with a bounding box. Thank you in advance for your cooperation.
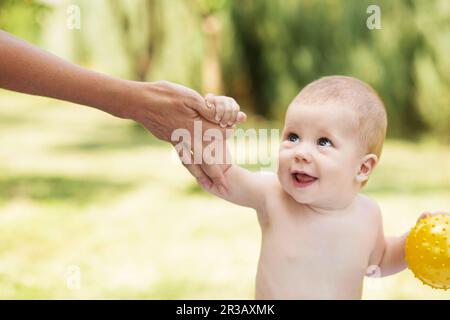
[0,92,449,299]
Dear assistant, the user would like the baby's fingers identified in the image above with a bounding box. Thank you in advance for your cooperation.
[205,93,225,124]
[214,99,226,124]
[226,98,240,126]
[236,111,247,123]
[225,98,247,127]
[417,212,433,223]
[416,211,447,223]
[205,94,247,127]
[220,99,236,127]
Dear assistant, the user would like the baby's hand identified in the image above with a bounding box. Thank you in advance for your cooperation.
[416,211,447,223]
[205,94,247,128]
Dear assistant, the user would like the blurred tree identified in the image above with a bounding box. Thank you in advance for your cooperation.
[227,0,376,119]
[0,0,49,43]
[109,0,164,81]
[370,0,427,138]
[229,0,279,118]
[188,0,229,94]
[413,0,450,140]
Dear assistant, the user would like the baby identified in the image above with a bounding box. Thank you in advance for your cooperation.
[198,76,420,299]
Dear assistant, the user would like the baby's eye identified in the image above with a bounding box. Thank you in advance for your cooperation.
[317,137,333,147]
[287,133,300,143]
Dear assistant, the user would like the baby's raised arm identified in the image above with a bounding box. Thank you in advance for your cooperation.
[205,165,274,210]
[199,95,274,211]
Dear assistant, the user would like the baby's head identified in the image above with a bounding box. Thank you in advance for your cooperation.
[277,76,387,209]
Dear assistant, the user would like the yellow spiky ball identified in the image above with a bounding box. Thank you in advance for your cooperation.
[405,213,450,290]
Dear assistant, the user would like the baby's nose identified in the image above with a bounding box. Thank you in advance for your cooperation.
[294,147,312,163]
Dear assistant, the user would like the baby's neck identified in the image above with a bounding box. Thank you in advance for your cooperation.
[300,197,358,217]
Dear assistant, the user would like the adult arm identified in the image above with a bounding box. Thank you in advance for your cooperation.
[0,30,244,189]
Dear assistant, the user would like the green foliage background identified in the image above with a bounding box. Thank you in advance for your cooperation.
[1,0,448,139]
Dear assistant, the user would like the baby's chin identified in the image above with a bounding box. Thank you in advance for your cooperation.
[279,177,359,210]
[282,186,344,210]
[277,174,317,205]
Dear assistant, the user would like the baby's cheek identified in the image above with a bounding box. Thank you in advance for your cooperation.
[319,157,341,175]
[276,160,287,180]
[322,162,351,186]
[278,146,294,160]
[276,158,289,182]
[277,151,288,167]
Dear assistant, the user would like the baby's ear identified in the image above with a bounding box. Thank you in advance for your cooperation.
[356,154,378,183]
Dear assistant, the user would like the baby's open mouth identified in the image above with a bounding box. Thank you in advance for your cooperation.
[291,172,318,188]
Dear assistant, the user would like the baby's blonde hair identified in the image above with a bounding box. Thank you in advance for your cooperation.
[295,76,387,159]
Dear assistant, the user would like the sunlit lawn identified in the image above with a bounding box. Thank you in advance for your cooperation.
[0,93,449,299]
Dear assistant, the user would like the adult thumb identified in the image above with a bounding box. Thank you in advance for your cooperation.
[193,93,218,124]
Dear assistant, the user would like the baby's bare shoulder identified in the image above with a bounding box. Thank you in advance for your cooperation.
[254,170,280,191]
[356,193,382,223]
[253,172,285,224]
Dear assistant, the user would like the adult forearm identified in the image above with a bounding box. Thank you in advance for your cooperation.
[0,30,139,119]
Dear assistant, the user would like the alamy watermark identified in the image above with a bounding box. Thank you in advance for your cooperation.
[66,4,81,30]
[171,121,279,171]
[66,265,81,290]
[366,5,382,30]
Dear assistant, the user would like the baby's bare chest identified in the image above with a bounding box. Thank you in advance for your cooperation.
[254,194,378,298]
[258,205,375,273]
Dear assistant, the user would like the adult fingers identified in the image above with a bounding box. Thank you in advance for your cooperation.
[176,136,229,193]
[184,163,213,190]
[200,163,229,194]
[196,93,219,124]
[175,144,213,190]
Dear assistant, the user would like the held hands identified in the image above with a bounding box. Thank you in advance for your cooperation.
[130,81,246,191]
[201,94,247,193]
